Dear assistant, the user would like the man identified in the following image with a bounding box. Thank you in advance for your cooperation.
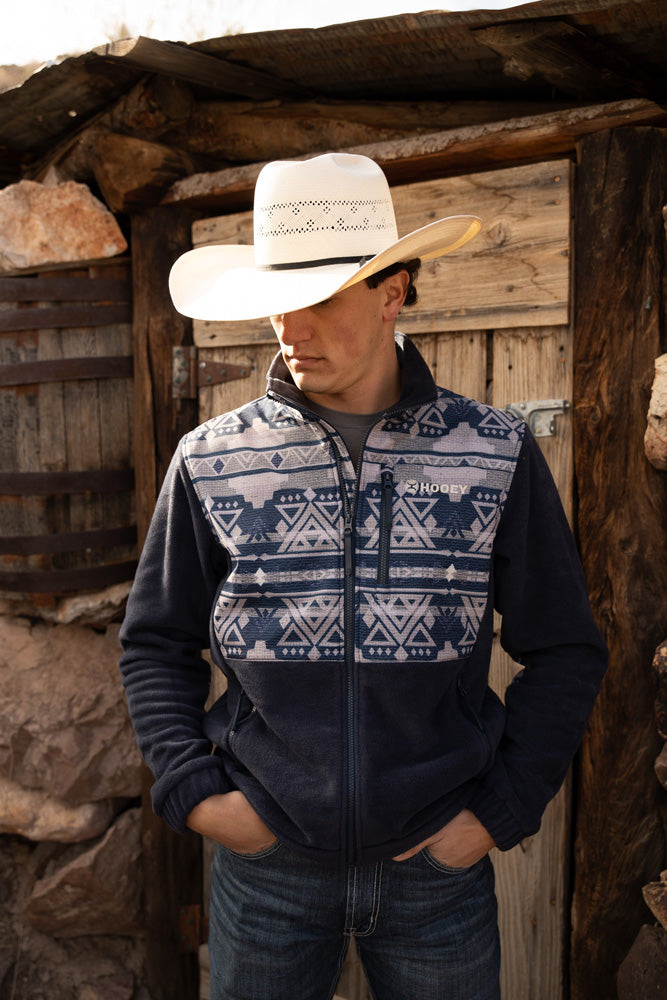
[119,152,607,1000]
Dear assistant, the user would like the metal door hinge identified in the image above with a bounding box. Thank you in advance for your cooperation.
[505,398,570,437]
[179,903,208,952]
[173,345,251,399]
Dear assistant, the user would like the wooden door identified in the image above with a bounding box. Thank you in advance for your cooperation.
[193,158,573,1000]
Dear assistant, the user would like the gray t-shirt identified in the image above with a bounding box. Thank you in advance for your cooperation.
[307,399,384,470]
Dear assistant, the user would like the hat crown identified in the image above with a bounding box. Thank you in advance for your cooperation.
[253,153,399,268]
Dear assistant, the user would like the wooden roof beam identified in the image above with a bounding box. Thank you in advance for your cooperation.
[161,98,667,212]
[94,36,310,101]
[472,20,654,101]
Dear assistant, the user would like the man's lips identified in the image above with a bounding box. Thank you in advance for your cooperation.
[286,354,324,367]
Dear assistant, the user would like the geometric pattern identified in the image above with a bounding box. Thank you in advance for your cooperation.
[184,382,525,664]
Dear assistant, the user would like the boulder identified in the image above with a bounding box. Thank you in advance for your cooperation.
[643,872,667,933]
[24,808,142,937]
[617,924,667,999]
[0,617,141,802]
[645,354,667,471]
[0,774,114,842]
[0,179,126,272]
[654,640,667,741]
[656,743,667,791]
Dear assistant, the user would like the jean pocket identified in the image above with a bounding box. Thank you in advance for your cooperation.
[222,839,282,861]
[421,847,476,875]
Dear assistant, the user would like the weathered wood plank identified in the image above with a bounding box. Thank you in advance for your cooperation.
[473,21,648,101]
[163,99,666,211]
[191,160,570,346]
[95,36,307,100]
[131,204,202,1000]
[0,304,132,332]
[408,330,487,403]
[0,275,130,302]
[570,126,667,1000]
[489,323,573,1000]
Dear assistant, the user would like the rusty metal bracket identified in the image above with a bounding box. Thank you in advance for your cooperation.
[178,903,208,953]
[505,398,571,437]
[173,346,252,399]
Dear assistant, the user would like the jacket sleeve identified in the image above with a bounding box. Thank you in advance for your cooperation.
[466,429,608,850]
[118,440,232,833]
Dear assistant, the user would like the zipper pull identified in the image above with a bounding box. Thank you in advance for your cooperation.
[377,470,394,586]
[344,516,354,577]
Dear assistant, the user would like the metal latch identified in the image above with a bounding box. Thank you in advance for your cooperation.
[173,346,252,399]
[505,399,571,437]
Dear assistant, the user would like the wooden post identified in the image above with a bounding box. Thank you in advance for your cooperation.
[571,126,667,999]
[131,204,202,999]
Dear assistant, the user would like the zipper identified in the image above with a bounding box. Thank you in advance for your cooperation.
[377,469,394,586]
[266,387,410,864]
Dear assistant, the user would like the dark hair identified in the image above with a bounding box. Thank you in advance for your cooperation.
[364,258,422,307]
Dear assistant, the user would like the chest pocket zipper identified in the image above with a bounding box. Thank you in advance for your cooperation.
[377,469,394,586]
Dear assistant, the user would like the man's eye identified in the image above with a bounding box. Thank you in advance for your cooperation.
[315,297,333,307]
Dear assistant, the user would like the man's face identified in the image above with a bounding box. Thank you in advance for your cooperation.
[270,275,406,414]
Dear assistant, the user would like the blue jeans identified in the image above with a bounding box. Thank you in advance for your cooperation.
[208,841,500,1000]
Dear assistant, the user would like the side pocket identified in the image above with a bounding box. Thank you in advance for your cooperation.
[377,469,394,586]
[457,678,492,769]
[228,690,256,748]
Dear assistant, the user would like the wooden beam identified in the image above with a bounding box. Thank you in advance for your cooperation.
[473,20,650,100]
[162,98,667,211]
[95,36,308,100]
[131,204,199,542]
[162,98,572,163]
[570,125,667,1000]
[131,204,202,1000]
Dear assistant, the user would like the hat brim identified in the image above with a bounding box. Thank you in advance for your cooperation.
[169,214,481,322]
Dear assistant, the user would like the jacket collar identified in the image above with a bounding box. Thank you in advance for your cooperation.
[265,332,438,415]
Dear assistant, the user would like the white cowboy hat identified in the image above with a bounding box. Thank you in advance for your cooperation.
[169,152,481,322]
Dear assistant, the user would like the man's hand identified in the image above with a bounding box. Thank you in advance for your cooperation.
[392,809,495,867]
[186,791,277,854]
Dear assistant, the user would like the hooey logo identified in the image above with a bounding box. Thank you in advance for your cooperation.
[404,480,471,496]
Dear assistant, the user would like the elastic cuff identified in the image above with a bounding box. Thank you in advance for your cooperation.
[466,786,525,852]
[154,762,232,834]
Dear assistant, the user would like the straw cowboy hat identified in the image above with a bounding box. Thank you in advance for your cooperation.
[169,152,482,322]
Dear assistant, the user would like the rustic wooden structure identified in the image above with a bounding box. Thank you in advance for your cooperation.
[0,262,136,601]
[2,1,667,997]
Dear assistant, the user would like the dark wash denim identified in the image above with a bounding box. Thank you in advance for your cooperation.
[208,841,500,1000]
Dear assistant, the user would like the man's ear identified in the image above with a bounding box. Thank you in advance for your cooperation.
[382,270,410,322]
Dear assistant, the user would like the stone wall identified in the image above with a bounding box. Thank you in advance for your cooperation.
[0,599,148,999]
[0,176,151,998]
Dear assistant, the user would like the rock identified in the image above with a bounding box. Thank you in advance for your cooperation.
[24,808,142,937]
[0,179,126,272]
[616,924,667,999]
[645,354,667,471]
[0,774,114,842]
[656,744,667,790]
[0,835,147,999]
[654,640,667,741]
[0,581,131,627]
[0,617,141,802]
[643,872,667,932]
[9,938,138,1000]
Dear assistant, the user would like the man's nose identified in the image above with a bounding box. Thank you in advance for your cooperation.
[275,309,312,345]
